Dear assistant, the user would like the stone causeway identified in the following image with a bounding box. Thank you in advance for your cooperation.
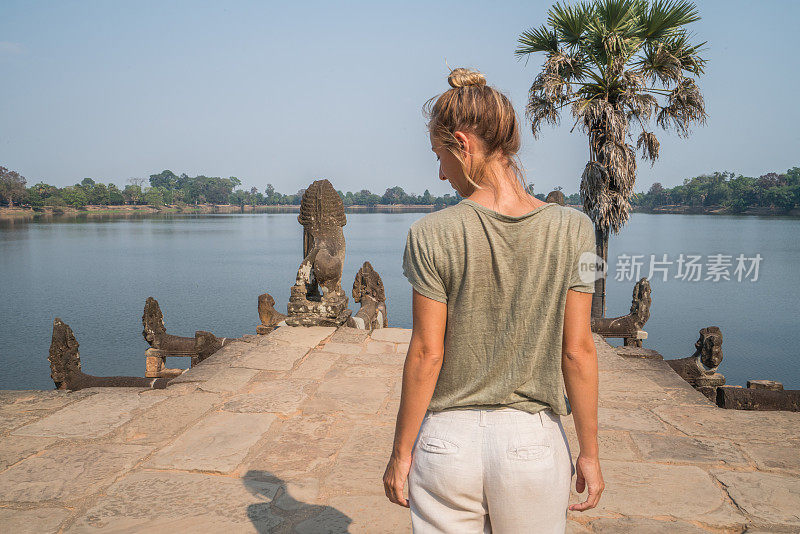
[1,326,798,532]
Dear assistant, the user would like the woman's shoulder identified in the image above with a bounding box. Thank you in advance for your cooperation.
[408,202,471,233]
[548,203,593,226]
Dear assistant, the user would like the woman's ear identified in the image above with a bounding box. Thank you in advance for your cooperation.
[453,131,470,155]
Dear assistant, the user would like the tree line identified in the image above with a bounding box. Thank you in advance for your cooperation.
[631,167,800,212]
[0,168,469,209]
[2,165,797,212]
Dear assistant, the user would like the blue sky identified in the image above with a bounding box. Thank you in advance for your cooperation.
[1,0,797,196]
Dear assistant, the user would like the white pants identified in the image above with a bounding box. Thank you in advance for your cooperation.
[408,407,574,533]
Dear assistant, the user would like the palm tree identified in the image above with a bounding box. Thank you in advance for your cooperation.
[516,0,707,318]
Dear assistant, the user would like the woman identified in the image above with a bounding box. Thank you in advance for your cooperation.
[382,67,604,533]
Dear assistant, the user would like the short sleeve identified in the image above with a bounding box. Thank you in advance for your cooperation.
[569,214,597,293]
[402,225,448,303]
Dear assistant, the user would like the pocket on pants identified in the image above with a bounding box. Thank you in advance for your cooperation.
[507,442,551,461]
[418,436,459,454]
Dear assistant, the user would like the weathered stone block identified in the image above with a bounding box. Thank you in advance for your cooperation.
[748,379,784,390]
[0,507,70,533]
[330,326,371,344]
[11,391,163,439]
[110,390,220,445]
[0,443,152,502]
[265,326,336,348]
[0,435,57,470]
[198,367,260,394]
[222,379,313,414]
[290,351,340,379]
[145,411,276,473]
[231,342,310,371]
[67,470,283,532]
[713,470,800,528]
[363,340,396,354]
[320,342,363,355]
[369,328,411,344]
[629,432,748,466]
[301,377,389,415]
[586,460,725,519]
[598,406,666,432]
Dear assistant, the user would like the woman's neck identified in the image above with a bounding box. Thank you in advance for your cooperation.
[466,157,545,216]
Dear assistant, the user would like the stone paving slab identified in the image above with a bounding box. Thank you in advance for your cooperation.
[289,351,341,379]
[222,379,315,415]
[0,507,71,534]
[232,341,313,371]
[145,411,276,473]
[713,470,800,529]
[1,325,799,532]
[0,442,153,503]
[109,390,220,445]
[10,390,163,439]
[0,435,58,470]
[66,470,284,533]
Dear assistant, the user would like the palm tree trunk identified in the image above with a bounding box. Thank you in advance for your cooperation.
[591,225,609,318]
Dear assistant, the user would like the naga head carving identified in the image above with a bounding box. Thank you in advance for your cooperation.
[49,318,82,389]
[629,277,652,324]
[297,179,346,237]
[352,261,385,303]
[694,326,723,370]
[142,297,167,345]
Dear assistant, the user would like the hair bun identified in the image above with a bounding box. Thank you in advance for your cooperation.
[448,67,486,88]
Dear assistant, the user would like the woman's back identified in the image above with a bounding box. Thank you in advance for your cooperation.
[402,198,596,416]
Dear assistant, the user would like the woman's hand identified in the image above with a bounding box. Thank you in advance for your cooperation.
[383,454,412,507]
[569,454,604,511]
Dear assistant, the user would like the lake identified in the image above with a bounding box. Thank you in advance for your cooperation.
[1,210,798,391]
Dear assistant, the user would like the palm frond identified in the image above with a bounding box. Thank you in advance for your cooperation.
[637,131,661,163]
[636,42,683,84]
[516,24,560,57]
[544,51,587,81]
[639,0,701,41]
[663,30,708,75]
[525,93,562,138]
[548,1,593,48]
[656,77,707,136]
[595,0,640,35]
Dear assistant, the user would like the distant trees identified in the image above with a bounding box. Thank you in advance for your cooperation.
[9,164,796,213]
[123,185,143,205]
[61,186,89,207]
[0,166,28,207]
[632,167,800,212]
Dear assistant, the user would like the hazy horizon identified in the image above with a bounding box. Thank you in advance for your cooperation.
[1,0,798,196]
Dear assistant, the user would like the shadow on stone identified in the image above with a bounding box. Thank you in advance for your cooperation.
[243,470,352,533]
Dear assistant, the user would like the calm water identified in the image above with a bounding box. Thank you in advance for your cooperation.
[1,211,798,390]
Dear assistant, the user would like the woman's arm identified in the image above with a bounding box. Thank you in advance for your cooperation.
[561,289,604,512]
[383,288,447,507]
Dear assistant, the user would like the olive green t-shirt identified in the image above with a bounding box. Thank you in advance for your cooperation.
[401,198,596,416]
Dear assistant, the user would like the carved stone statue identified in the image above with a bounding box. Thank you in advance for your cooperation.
[286,179,352,326]
[545,190,565,205]
[346,261,388,330]
[591,277,651,347]
[49,318,169,391]
[142,297,231,377]
[666,326,725,401]
[256,292,287,334]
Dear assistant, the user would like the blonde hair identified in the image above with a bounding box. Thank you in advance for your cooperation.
[424,67,526,194]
